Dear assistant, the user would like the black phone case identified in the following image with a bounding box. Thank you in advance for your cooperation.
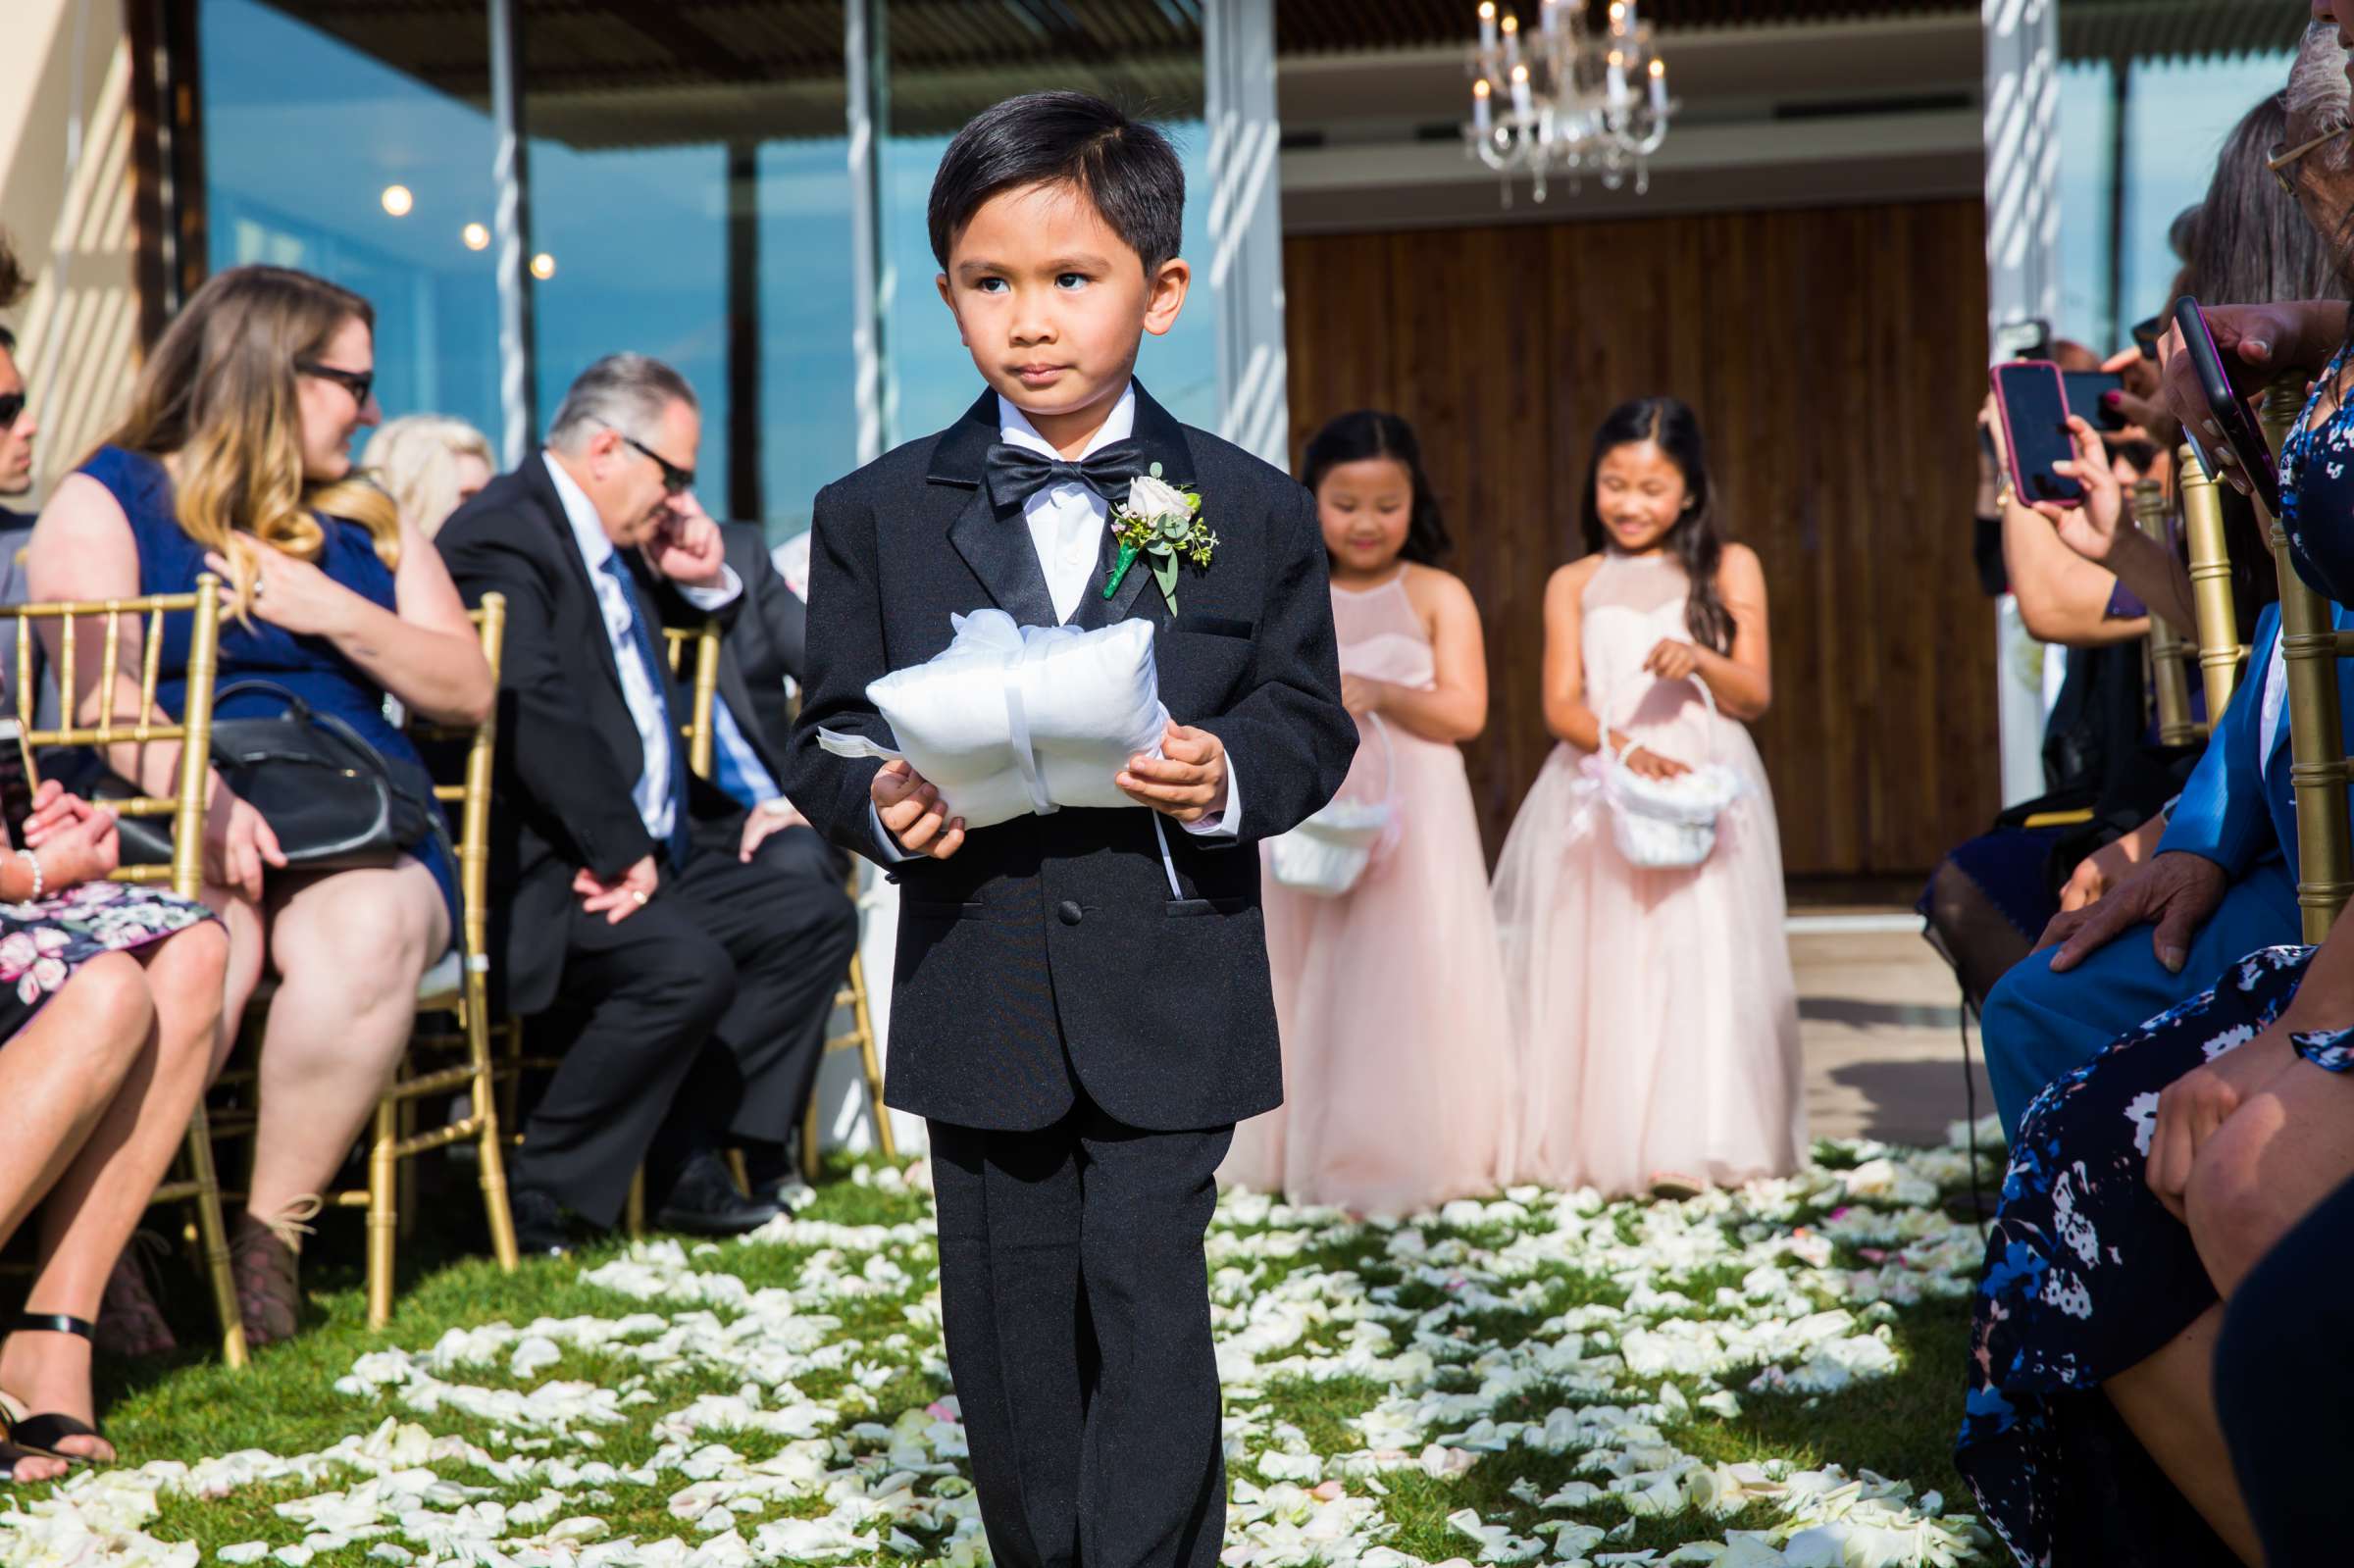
[2175,296,2282,517]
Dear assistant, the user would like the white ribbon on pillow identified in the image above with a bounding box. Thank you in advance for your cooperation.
[816,609,1171,833]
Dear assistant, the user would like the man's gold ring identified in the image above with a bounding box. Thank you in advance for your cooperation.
[631,889,648,906]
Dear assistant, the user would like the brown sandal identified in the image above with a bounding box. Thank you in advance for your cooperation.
[230,1197,319,1350]
[94,1234,177,1360]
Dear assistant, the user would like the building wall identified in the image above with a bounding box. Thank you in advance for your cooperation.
[0,0,139,506]
[1284,198,1999,880]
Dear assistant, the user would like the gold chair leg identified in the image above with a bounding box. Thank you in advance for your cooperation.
[626,1167,645,1239]
[470,997,519,1272]
[366,1094,398,1331]
[801,1093,823,1185]
[183,1103,248,1370]
[848,955,894,1163]
[396,1096,419,1241]
[725,1146,750,1197]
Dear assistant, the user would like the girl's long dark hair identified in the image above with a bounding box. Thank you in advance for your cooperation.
[1580,396,1734,654]
[1302,409,1454,567]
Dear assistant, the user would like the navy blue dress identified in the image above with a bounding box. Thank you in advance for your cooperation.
[77,445,458,932]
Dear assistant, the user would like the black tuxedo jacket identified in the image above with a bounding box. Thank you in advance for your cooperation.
[435,456,743,1014]
[712,522,805,780]
[782,384,1356,1133]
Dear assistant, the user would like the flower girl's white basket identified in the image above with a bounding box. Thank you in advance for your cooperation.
[1594,676,1744,870]
[1268,714,1396,897]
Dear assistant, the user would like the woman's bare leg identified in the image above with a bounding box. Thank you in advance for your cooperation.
[0,953,154,1483]
[244,861,445,1222]
[0,926,226,1461]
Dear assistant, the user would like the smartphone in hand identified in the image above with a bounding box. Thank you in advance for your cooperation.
[2062,371,2127,432]
[1991,361,2083,508]
[2174,295,2282,516]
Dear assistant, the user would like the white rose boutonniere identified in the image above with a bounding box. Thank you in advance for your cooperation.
[1103,463,1216,614]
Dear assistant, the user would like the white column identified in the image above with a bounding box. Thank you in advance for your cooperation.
[1983,0,2060,806]
[845,0,890,469]
[1203,0,1290,467]
[486,0,537,468]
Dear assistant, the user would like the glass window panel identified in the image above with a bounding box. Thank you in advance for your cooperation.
[2055,59,2113,349]
[878,1,1217,446]
[521,6,852,544]
[2120,52,2295,331]
[200,0,499,446]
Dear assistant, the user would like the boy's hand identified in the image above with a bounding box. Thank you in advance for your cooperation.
[873,759,965,859]
[1118,722,1228,824]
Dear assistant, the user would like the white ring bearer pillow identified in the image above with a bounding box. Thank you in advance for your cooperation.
[816,608,1170,832]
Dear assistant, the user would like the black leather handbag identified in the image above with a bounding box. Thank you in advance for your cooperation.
[80,682,437,871]
[205,682,436,870]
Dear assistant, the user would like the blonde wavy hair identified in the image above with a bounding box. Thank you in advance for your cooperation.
[108,265,399,615]
[362,414,492,539]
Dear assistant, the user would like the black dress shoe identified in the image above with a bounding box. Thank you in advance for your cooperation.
[509,1187,574,1258]
[655,1155,784,1237]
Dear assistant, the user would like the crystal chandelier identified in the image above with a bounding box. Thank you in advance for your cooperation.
[1464,0,1674,204]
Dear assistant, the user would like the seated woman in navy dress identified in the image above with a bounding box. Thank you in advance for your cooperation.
[1957,320,2354,1566]
[29,265,494,1353]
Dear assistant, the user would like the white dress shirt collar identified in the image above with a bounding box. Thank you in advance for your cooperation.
[543,451,618,573]
[996,381,1137,462]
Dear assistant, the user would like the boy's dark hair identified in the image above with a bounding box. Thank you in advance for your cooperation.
[1303,410,1454,568]
[928,91,1185,275]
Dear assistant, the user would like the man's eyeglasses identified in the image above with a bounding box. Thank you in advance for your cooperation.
[295,359,376,407]
[0,394,22,430]
[2267,124,2349,194]
[603,423,695,496]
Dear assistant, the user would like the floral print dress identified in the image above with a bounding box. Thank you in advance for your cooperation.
[0,879,215,1035]
[1955,944,2315,1565]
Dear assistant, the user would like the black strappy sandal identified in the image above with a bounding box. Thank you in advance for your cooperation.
[1,1315,109,1465]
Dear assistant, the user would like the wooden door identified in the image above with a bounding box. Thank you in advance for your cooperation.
[1284,199,1999,879]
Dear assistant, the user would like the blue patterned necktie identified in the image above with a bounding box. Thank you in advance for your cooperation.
[598,555,692,870]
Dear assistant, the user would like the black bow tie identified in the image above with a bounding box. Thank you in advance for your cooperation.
[984,439,1146,513]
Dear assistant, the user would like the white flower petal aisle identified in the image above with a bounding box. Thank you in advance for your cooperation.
[1,1128,2007,1568]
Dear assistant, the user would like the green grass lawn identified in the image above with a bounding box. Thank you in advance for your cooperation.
[7,1135,2002,1568]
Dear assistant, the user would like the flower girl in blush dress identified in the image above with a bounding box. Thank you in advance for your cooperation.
[1491,397,1801,1198]
[1221,411,1514,1215]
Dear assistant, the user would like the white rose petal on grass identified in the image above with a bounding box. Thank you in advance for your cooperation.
[216,1545,270,1565]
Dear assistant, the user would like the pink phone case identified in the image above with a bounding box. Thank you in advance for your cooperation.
[1989,359,2082,510]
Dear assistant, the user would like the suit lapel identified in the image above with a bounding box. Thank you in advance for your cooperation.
[1080,381,1193,630]
[935,390,1058,629]
[523,457,631,702]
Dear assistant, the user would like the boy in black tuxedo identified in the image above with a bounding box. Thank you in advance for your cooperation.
[784,92,1355,1568]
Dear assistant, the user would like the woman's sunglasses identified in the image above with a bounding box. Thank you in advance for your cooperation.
[295,359,376,407]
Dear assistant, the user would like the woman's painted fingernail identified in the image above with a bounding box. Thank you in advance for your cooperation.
[2102,392,2122,407]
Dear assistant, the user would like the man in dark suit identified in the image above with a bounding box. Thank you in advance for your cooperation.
[784,94,1355,1567]
[436,353,858,1251]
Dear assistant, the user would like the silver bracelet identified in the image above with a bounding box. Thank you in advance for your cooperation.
[15,847,41,902]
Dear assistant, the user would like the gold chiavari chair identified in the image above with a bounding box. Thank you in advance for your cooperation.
[2257,379,2354,939]
[1,574,247,1368]
[2178,444,2246,721]
[328,594,521,1327]
[2132,478,2201,746]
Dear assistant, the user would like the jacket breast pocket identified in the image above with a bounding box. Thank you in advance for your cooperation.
[1155,629,1254,720]
[1167,613,1254,640]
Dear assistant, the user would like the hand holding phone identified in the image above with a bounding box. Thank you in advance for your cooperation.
[2173,296,2281,515]
[1991,360,2083,508]
[2038,415,2128,564]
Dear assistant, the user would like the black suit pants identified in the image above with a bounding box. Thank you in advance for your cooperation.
[929,1091,1231,1568]
[513,817,857,1225]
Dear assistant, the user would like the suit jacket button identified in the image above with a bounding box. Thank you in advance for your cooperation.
[1057,899,1084,926]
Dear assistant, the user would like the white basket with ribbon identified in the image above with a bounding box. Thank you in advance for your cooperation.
[1591,673,1744,870]
[1268,713,1397,896]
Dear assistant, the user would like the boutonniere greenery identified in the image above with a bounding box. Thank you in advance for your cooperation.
[1103,465,1217,614]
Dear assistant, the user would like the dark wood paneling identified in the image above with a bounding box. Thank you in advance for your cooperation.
[1284,198,1997,879]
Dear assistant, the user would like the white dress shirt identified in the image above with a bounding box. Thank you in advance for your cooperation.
[544,453,741,844]
[868,384,1240,860]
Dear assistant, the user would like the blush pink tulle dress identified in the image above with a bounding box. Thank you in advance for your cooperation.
[1490,550,1802,1196]
[1222,570,1516,1215]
